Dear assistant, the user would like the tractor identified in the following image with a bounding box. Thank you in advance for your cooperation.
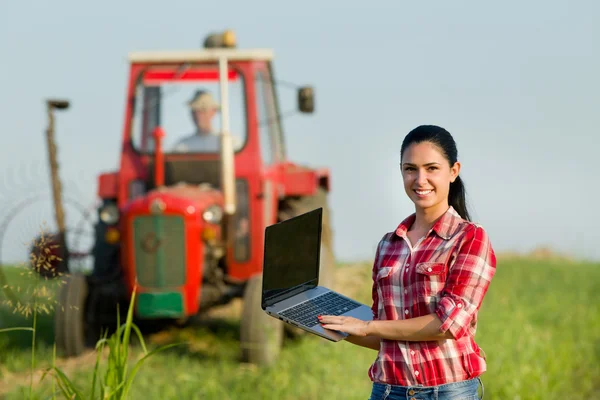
[46,30,336,366]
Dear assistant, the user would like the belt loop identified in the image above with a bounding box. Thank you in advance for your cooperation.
[382,384,391,399]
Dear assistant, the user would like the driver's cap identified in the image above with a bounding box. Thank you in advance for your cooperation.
[188,90,220,111]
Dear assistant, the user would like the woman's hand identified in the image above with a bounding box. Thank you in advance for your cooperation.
[318,315,371,337]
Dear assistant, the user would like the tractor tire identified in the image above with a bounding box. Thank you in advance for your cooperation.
[240,274,284,367]
[54,273,99,357]
[278,187,337,338]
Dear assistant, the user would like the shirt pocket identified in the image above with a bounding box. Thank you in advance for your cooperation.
[375,262,400,306]
[415,262,447,299]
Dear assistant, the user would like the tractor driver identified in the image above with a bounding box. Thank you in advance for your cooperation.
[172,89,221,153]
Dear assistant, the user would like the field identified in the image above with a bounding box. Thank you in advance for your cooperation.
[1,255,599,399]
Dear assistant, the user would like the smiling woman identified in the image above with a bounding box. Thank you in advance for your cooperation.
[319,125,496,400]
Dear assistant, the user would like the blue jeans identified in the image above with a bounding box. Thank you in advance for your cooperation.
[368,377,483,400]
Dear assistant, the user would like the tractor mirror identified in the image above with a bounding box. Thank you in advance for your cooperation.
[298,86,314,113]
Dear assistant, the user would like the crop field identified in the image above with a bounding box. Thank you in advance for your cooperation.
[0,255,599,399]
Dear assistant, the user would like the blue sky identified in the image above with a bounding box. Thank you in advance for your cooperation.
[1,0,598,265]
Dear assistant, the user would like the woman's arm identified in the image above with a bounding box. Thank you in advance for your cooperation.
[320,313,454,342]
[365,314,453,341]
[343,334,381,350]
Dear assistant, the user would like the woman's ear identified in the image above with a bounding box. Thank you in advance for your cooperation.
[450,161,461,183]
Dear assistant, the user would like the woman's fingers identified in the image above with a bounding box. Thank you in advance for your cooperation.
[318,315,346,324]
[318,315,343,331]
[317,315,368,336]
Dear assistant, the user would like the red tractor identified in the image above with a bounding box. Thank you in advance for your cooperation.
[50,30,336,366]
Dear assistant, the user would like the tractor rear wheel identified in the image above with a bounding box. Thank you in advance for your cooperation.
[278,187,336,338]
[239,274,284,366]
[54,273,100,357]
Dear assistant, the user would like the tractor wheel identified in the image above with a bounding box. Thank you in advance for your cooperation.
[240,274,284,366]
[278,187,337,338]
[54,273,100,357]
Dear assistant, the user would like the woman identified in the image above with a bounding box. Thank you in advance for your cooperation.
[319,125,496,400]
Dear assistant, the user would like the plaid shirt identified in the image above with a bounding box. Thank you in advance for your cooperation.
[368,206,497,387]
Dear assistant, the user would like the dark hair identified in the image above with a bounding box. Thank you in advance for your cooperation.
[400,125,471,221]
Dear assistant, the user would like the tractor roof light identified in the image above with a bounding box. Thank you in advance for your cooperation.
[204,30,236,49]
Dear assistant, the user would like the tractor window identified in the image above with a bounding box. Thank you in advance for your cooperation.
[130,66,247,154]
[254,69,282,165]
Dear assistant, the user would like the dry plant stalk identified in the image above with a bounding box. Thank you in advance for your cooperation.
[1,222,68,319]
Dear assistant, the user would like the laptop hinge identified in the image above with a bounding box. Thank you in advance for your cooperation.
[263,279,318,309]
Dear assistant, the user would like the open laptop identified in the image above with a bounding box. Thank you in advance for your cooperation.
[261,207,373,341]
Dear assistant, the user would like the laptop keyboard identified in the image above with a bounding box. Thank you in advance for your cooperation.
[279,291,362,327]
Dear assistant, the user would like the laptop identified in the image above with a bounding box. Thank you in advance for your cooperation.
[261,207,373,341]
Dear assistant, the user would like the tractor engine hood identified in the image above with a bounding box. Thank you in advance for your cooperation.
[122,183,224,226]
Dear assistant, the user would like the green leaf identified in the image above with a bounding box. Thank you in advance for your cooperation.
[121,343,184,398]
[48,367,86,399]
[0,327,35,333]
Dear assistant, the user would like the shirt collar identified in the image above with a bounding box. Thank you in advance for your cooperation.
[394,206,465,241]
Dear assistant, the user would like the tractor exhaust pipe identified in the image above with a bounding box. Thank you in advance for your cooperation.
[45,98,70,271]
[218,56,236,245]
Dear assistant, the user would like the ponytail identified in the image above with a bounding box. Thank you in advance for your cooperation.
[449,175,470,221]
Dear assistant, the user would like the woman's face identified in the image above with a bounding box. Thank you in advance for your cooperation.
[401,141,460,214]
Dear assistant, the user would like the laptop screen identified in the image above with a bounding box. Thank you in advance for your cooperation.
[262,208,322,307]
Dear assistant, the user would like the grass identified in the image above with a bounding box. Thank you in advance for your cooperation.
[1,255,599,399]
[475,256,600,398]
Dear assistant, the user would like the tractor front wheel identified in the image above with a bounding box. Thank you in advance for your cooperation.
[54,273,100,357]
[239,274,284,366]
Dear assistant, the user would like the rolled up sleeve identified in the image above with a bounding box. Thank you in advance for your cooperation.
[436,225,497,339]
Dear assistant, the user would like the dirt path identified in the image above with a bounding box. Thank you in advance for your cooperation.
[0,348,101,397]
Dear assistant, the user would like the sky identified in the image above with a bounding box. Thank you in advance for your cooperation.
[0,0,598,266]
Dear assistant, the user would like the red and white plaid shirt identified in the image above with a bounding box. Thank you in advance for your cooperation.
[368,206,497,387]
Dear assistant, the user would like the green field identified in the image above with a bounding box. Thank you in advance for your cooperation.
[1,255,599,399]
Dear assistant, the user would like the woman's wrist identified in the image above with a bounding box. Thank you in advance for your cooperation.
[364,320,375,336]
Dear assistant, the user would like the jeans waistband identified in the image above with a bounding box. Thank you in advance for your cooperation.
[372,377,484,399]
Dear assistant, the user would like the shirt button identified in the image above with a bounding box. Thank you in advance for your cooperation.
[404,309,409,315]
[457,303,463,308]
[410,350,415,355]
[414,371,419,376]
[404,289,408,294]
[427,267,432,272]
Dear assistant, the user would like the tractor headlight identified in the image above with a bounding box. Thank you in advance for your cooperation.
[99,203,119,225]
[202,205,223,224]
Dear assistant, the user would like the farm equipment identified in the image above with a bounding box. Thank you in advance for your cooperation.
[48,30,336,366]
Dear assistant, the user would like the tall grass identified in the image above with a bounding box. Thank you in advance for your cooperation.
[1,227,68,399]
[1,226,179,399]
[40,287,181,399]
